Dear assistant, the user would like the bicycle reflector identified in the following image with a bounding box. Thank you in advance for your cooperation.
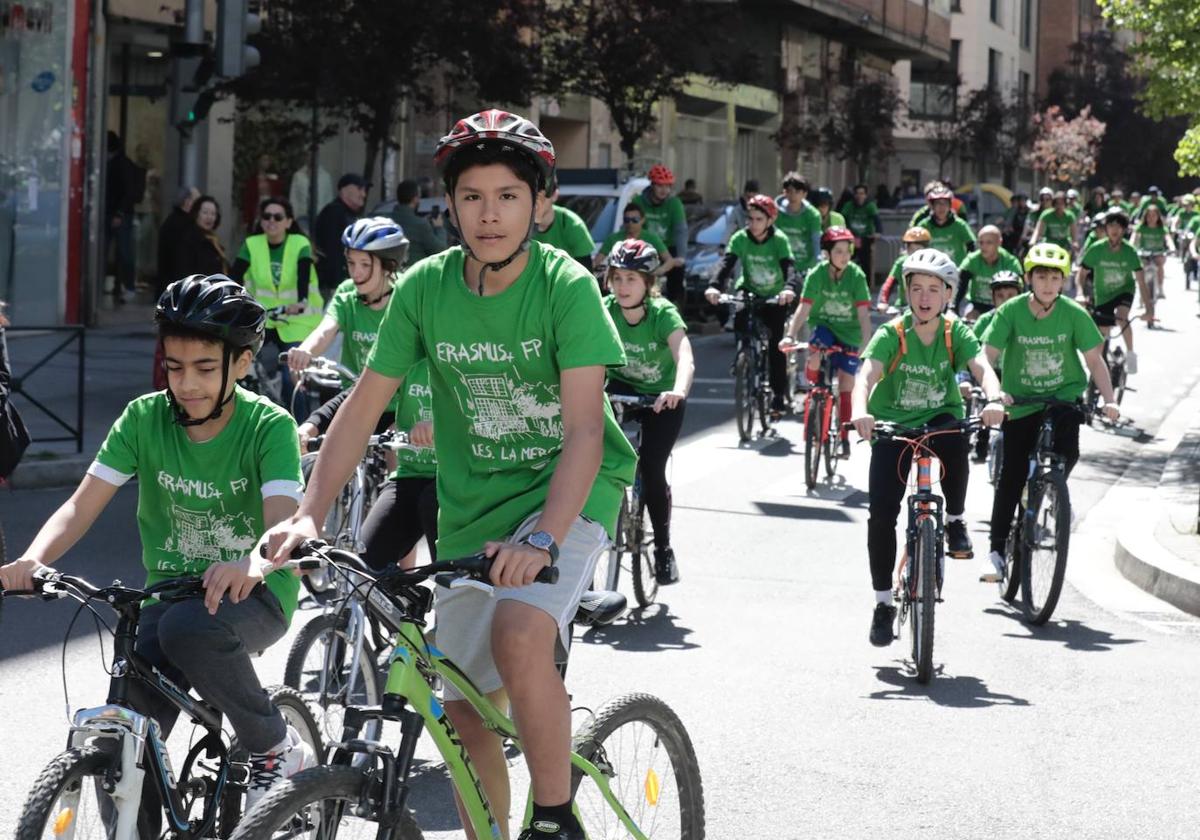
[645,768,661,806]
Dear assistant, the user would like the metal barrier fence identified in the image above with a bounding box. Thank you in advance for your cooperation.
[3,327,85,453]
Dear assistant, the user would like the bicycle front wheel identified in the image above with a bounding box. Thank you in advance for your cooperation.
[1000,512,1022,603]
[911,518,938,684]
[230,765,422,840]
[733,350,755,442]
[17,746,154,840]
[631,500,658,608]
[1021,471,1071,625]
[284,614,382,747]
[572,693,705,840]
[803,394,822,489]
[822,401,839,479]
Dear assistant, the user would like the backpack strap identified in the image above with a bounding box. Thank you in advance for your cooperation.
[886,314,955,375]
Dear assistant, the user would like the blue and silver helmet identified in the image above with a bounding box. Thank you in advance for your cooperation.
[341,217,410,268]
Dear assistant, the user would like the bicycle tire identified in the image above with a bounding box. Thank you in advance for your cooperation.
[755,355,772,436]
[803,393,822,489]
[987,431,1004,487]
[1021,470,1071,625]
[821,399,839,479]
[1000,513,1022,603]
[911,518,937,684]
[571,692,705,840]
[631,500,658,608]
[283,614,382,747]
[229,764,422,840]
[1110,355,1126,406]
[596,495,628,592]
[733,350,755,442]
[16,746,155,840]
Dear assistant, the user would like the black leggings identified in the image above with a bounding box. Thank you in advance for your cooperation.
[734,304,790,403]
[867,414,969,592]
[361,476,439,569]
[989,408,1081,554]
[609,383,686,548]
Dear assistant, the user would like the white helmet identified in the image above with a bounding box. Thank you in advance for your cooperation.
[1067,188,1080,200]
[341,217,410,267]
[902,248,959,290]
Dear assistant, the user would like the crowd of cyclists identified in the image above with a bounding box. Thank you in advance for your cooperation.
[0,101,1192,838]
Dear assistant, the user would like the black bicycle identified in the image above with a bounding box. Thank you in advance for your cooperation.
[720,292,780,442]
[602,392,666,607]
[996,397,1087,624]
[2,570,322,839]
[1082,315,1130,422]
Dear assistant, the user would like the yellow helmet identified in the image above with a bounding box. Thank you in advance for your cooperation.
[1023,242,1071,278]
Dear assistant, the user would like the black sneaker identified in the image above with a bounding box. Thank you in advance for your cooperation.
[840,438,851,459]
[653,546,680,585]
[870,602,897,647]
[945,520,973,559]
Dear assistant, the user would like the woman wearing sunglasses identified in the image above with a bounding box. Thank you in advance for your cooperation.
[231,196,325,411]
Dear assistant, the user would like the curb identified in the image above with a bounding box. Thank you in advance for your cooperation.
[6,456,92,491]
[1115,527,1200,618]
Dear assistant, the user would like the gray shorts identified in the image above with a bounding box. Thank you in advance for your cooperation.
[432,513,610,701]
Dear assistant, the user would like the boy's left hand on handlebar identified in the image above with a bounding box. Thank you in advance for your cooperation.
[408,420,435,448]
[286,347,312,373]
[850,413,875,441]
[201,557,264,615]
[482,540,552,588]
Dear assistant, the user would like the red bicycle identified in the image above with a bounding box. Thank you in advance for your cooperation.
[789,340,857,489]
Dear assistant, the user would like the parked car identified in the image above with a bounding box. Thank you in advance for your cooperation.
[554,168,650,250]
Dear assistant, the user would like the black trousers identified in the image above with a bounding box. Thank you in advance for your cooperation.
[867,414,969,592]
[988,408,1081,554]
[361,476,439,568]
[734,304,790,405]
[664,264,685,304]
[608,382,686,548]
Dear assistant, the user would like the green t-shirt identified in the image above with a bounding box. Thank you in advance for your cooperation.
[604,295,687,395]
[1036,209,1077,249]
[1173,209,1197,232]
[1080,230,1099,256]
[1188,216,1200,237]
[821,210,847,231]
[972,309,1003,369]
[886,255,908,307]
[727,228,793,296]
[1080,239,1140,305]
[863,314,980,427]
[599,229,669,262]
[839,200,880,239]
[534,205,595,259]
[326,279,401,411]
[237,239,312,287]
[958,248,1023,305]
[776,201,822,272]
[632,194,686,252]
[390,359,438,480]
[920,215,976,264]
[89,388,303,623]
[982,293,1103,420]
[800,260,871,347]
[365,242,637,556]
[1134,223,1168,253]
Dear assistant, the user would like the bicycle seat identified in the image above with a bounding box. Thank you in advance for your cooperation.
[575,589,627,627]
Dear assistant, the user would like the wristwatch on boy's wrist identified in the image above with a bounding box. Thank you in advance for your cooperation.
[520,531,559,564]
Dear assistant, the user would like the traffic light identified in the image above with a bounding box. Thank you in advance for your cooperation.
[215,0,261,79]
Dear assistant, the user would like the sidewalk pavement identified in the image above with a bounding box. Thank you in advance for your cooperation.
[1111,374,1200,617]
[5,303,158,490]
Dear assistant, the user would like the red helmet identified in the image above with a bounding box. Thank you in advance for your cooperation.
[607,238,662,275]
[746,194,779,223]
[820,226,855,250]
[434,109,556,189]
[648,164,675,186]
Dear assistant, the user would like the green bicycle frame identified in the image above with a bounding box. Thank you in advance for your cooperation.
[381,619,650,840]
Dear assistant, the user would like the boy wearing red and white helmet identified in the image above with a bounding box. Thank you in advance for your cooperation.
[780,226,874,452]
[633,164,689,301]
[703,194,798,412]
[266,109,637,840]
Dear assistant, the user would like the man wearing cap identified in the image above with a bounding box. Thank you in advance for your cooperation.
[314,173,369,302]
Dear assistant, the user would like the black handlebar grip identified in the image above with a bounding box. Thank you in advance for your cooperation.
[537,566,559,585]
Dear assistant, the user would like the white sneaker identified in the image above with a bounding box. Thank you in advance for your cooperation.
[245,725,316,813]
[979,550,1006,583]
[1124,350,1137,375]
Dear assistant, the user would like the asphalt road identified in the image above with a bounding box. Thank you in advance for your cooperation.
[2,272,1200,838]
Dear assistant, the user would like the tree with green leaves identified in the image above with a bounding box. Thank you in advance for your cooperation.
[812,72,904,183]
[1098,0,1200,175]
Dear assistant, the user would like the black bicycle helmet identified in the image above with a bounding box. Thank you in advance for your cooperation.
[810,187,833,208]
[156,274,266,353]
[156,275,266,427]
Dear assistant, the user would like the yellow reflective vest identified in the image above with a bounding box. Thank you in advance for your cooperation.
[243,233,324,343]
